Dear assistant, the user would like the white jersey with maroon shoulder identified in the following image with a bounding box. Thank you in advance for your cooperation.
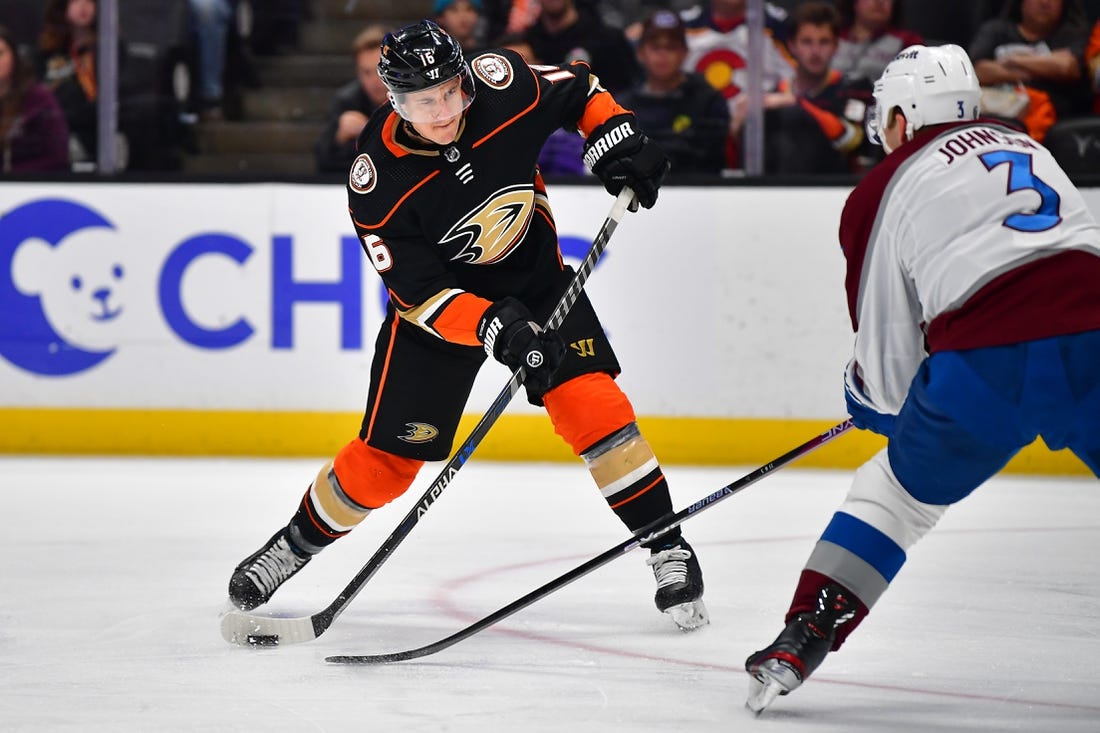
[840,120,1100,416]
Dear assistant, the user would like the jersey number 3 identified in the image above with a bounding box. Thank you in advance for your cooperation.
[979,150,1062,233]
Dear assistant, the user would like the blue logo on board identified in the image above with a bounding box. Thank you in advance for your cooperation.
[0,199,120,376]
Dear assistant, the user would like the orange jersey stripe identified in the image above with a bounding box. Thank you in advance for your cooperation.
[472,65,542,149]
[364,316,400,443]
[577,88,630,138]
[352,169,440,230]
[430,292,493,346]
[388,288,413,310]
[381,112,410,158]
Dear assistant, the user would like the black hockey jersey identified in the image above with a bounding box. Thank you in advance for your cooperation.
[346,48,626,347]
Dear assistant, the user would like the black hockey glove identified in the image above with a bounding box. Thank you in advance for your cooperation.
[583,114,670,210]
[477,297,566,401]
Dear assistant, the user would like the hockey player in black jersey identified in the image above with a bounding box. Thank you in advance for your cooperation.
[228,20,707,631]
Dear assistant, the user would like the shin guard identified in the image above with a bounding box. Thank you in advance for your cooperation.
[288,440,423,553]
[580,423,679,547]
[792,449,947,650]
[544,374,677,545]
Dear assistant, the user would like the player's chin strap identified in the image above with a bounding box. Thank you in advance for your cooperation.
[325,419,856,665]
[220,187,637,648]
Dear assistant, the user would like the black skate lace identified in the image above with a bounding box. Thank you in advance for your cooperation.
[245,536,307,595]
[646,547,691,588]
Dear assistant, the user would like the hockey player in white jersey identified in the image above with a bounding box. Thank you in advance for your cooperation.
[744,43,1100,714]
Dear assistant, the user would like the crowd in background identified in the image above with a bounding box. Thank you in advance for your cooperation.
[2,0,1099,177]
[0,0,306,173]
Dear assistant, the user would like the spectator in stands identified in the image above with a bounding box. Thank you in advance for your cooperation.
[37,0,99,166]
[682,0,794,100]
[484,1,532,42]
[832,0,923,84]
[681,0,795,168]
[37,0,186,171]
[313,24,390,175]
[436,0,486,56]
[492,30,588,175]
[970,0,1092,142]
[590,1,700,42]
[523,0,641,94]
[484,0,600,43]
[1,24,69,172]
[491,29,535,59]
[764,1,877,175]
[1088,18,1100,113]
[189,0,232,120]
[619,10,730,174]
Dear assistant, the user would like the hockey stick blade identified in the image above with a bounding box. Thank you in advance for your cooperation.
[325,419,855,664]
[221,188,636,647]
[221,608,319,646]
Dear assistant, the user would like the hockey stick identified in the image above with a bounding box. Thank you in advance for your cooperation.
[221,187,636,647]
[325,419,855,664]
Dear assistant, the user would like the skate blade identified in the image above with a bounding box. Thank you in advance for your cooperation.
[744,660,799,715]
[746,675,785,715]
[665,598,709,631]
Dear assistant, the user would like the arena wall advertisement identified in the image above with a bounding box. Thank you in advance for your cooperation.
[1,182,1093,473]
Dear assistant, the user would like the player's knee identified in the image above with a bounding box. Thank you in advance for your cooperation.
[333,438,423,509]
[841,449,948,550]
[543,372,636,455]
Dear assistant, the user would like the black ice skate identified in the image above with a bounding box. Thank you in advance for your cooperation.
[744,584,857,714]
[646,539,708,631]
[228,528,312,611]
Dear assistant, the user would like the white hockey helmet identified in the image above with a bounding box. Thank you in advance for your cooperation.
[866,44,980,150]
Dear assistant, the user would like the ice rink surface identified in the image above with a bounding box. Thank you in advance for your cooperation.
[1,453,1097,732]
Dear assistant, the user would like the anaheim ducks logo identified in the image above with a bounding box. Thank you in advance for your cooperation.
[398,422,439,444]
[441,185,534,265]
[349,153,377,194]
[472,53,513,89]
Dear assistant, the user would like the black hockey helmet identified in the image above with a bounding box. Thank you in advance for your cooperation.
[378,20,476,121]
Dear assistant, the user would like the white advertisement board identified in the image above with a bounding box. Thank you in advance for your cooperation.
[2,182,1095,472]
[0,183,854,416]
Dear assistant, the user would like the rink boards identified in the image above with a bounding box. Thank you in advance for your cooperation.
[1,182,1095,474]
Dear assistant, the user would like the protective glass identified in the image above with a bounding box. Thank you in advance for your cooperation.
[866,100,884,147]
[389,72,475,124]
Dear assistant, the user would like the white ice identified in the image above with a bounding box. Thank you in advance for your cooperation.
[1,454,1098,732]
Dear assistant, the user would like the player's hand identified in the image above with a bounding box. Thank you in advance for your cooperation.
[583,114,670,210]
[478,298,565,397]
